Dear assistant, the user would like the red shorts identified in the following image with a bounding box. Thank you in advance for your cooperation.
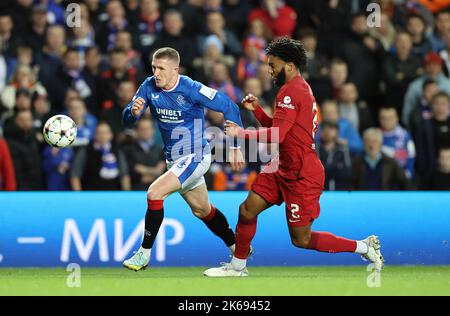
[251,170,324,227]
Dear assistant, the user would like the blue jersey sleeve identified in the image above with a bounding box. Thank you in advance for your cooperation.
[192,81,243,128]
[122,80,150,128]
[192,81,243,148]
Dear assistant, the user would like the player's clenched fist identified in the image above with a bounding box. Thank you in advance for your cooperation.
[241,94,260,111]
[131,97,146,117]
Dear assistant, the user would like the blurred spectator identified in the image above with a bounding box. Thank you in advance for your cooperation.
[124,0,140,24]
[338,82,374,134]
[430,10,450,52]
[406,13,433,60]
[335,12,385,104]
[35,25,66,91]
[0,136,16,190]
[69,18,95,56]
[248,0,297,38]
[98,48,142,112]
[239,77,261,128]
[244,19,269,55]
[150,9,197,75]
[224,0,254,39]
[299,28,330,104]
[42,146,74,190]
[0,14,20,57]
[81,46,104,114]
[8,0,33,38]
[70,121,130,191]
[317,120,352,191]
[383,32,423,116]
[325,59,348,102]
[31,89,51,133]
[257,63,277,106]
[16,45,33,68]
[96,0,138,54]
[208,62,242,103]
[4,109,43,190]
[429,91,450,154]
[392,1,435,30]
[165,0,205,37]
[370,12,397,51]
[429,147,450,190]
[403,52,450,128]
[48,48,95,114]
[136,0,162,53]
[115,30,142,69]
[237,37,266,84]
[198,11,242,58]
[317,100,363,155]
[2,89,32,131]
[100,80,135,140]
[67,97,97,148]
[411,91,450,187]
[84,0,107,33]
[25,4,49,52]
[192,34,236,83]
[351,128,410,190]
[379,106,416,180]
[1,65,47,118]
[122,118,165,190]
[409,78,439,133]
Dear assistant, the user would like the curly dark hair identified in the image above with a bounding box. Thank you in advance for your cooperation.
[265,37,308,72]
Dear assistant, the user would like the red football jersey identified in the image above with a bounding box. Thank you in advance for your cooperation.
[273,76,324,180]
[241,75,324,182]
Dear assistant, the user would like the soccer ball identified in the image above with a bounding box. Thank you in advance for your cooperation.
[43,115,77,148]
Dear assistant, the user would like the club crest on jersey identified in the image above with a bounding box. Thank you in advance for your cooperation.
[177,95,186,105]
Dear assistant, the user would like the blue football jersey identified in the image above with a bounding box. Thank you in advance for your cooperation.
[122,75,243,161]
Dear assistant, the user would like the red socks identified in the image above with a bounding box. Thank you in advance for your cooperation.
[147,199,163,210]
[307,231,357,253]
[234,215,257,259]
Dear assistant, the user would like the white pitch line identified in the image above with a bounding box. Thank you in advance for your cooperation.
[17,237,46,244]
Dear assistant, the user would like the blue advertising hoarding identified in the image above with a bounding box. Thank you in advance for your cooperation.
[0,192,449,267]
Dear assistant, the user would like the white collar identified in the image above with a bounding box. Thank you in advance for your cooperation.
[162,75,180,92]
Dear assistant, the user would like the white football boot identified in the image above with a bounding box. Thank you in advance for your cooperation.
[203,262,249,277]
[123,250,149,272]
[361,235,385,271]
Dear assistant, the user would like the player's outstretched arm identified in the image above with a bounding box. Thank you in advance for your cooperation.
[225,115,295,144]
[241,94,273,128]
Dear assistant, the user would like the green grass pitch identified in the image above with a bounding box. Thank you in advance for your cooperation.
[0,266,449,296]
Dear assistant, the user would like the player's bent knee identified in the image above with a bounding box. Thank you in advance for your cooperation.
[239,202,255,222]
[147,188,164,201]
[291,235,311,248]
[192,208,208,218]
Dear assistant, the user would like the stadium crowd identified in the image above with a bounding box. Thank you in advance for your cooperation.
[0,0,450,192]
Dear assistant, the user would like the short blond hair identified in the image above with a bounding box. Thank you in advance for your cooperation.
[152,47,180,66]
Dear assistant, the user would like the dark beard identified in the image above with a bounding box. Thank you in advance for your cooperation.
[274,67,286,87]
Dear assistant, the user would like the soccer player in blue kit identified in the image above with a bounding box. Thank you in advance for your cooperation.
[122,47,246,271]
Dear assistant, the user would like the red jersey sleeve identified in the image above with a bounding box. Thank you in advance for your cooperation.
[239,93,298,143]
[253,104,273,127]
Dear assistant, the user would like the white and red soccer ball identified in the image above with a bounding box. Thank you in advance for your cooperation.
[43,115,77,148]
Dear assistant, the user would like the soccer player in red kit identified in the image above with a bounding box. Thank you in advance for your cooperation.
[204,37,384,277]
